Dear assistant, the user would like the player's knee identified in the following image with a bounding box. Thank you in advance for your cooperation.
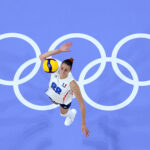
[60,108,69,116]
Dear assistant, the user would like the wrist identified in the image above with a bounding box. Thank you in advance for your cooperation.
[55,49,61,53]
[82,122,86,126]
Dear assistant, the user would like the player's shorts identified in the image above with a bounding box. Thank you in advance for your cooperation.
[48,97,72,109]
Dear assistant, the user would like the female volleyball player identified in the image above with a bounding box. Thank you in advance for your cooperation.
[39,42,90,138]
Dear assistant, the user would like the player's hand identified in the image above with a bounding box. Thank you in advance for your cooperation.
[58,42,72,52]
[81,124,90,138]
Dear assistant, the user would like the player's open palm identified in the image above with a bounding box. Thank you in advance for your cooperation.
[59,42,72,52]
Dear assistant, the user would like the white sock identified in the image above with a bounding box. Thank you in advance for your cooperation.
[60,109,73,118]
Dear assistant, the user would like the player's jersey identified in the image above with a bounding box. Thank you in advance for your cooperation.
[45,67,75,105]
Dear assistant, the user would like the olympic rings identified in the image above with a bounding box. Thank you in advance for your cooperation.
[0,33,41,85]
[112,33,150,86]
[48,33,107,85]
[0,32,149,111]
[79,57,139,111]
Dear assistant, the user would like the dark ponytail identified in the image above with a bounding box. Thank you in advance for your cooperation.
[62,57,74,70]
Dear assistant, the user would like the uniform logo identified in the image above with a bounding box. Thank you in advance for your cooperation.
[62,83,67,88]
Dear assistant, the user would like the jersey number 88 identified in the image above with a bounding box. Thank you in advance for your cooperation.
[51,82,62,94]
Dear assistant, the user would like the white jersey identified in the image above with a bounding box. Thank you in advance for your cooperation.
[45,68,75,105]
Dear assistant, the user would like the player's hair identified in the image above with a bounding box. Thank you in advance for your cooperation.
[62,57,74,70]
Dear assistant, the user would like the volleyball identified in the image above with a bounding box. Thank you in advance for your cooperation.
[43,58,59,73]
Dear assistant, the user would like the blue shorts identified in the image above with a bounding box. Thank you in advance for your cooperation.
[48,97,72,109]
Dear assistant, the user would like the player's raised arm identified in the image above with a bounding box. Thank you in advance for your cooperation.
[39,42,72,62]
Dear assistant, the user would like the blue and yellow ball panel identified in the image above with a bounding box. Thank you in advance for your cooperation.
[43,58,58,73]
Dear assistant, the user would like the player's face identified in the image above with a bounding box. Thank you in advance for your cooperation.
[59,63,71,79]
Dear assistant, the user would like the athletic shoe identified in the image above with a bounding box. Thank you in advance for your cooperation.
[64,109,77,126]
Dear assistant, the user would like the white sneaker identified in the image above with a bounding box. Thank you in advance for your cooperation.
[64,109,77,126]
